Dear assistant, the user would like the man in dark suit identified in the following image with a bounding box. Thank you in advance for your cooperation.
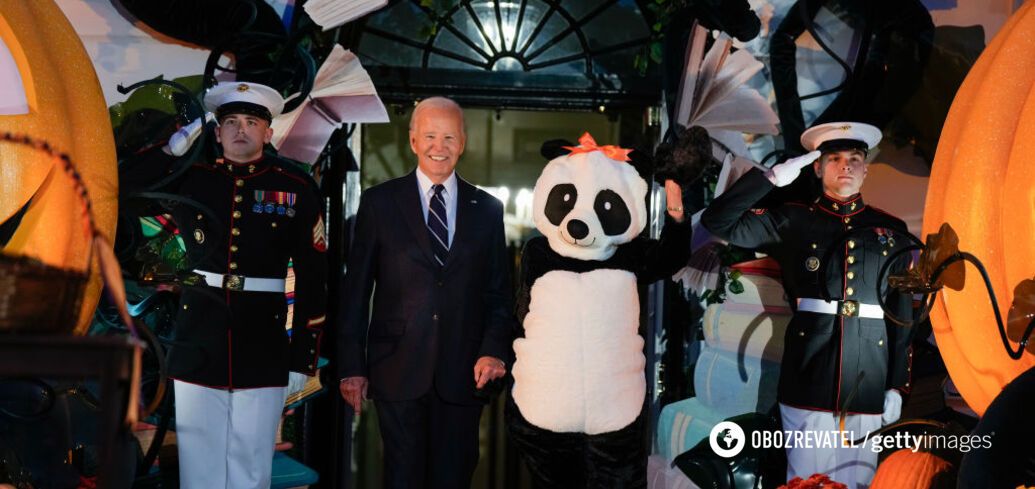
[337,97,513,488]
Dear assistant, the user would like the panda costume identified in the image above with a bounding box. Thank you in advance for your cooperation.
[505,132,698,488]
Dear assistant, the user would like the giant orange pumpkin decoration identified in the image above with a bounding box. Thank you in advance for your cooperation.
[923,0,1035,415]
[0,1,118,334]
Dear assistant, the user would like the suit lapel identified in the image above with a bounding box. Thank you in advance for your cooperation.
[443,177,476,270]
[396,171,438,267]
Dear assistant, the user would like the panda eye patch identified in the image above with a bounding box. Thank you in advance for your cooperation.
[594,189,631,236]
[545,184,578,226]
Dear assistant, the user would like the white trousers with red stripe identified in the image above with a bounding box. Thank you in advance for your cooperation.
[779,403,882,489]
[174,380,286,489]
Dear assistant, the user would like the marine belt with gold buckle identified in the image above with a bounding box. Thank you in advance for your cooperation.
[840,300,859,317]
[796,298,884,319]
[222,274,244,291]
[193,269,286,293]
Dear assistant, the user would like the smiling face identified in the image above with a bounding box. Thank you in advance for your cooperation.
[533,150,648,261]
[409,99,466,184]
[215,113,272,163]
[814,149,868,198]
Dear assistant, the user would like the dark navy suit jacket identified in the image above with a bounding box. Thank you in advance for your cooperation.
[337,170,514,405]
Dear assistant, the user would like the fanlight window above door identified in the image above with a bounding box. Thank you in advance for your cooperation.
[353,0,659,109]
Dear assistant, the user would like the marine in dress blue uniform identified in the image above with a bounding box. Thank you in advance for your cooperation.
[139,82,327,488]
[702,122,913,488]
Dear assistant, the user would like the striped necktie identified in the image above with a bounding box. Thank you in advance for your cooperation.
[427,184,449,266]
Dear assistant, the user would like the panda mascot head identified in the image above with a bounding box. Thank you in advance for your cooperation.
[532,133,648,261]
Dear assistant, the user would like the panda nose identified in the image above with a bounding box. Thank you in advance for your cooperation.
[566,219,589,240]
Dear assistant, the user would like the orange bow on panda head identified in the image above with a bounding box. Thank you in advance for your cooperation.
[563,132,633,162]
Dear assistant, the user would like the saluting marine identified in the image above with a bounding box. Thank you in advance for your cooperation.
[702,122,913,488]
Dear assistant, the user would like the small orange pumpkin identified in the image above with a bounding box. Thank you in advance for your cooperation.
[870,449,953,489]
[0,1,117,334]
[922,0,1035,416]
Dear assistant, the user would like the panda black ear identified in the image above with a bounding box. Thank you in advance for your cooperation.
[541,139,575,160]
[654,124,717,187]
[627,146,655,181]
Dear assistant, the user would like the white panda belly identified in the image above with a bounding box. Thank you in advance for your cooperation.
[512,269,645,435]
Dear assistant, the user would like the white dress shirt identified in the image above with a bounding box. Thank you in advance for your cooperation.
[415,168,457,247]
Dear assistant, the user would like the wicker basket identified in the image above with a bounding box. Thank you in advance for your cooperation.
[0,253,87,334]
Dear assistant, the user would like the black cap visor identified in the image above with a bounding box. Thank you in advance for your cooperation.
[216,101,273,123]
[817,138,868,155]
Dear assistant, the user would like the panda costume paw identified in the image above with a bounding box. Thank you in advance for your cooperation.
[506,132,700,488]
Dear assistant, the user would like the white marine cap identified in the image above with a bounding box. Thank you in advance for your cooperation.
[800,121,882,153]
[203,81,285,122]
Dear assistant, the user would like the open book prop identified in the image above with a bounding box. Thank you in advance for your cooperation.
[658,258,790,462]
[303,0,389,31]
[271,45,389,164]
[674,23,778,155]
[284,357,329,409]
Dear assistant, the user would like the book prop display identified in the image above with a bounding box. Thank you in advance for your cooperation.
[271,45,388,164]
[303,0,389,31]
[673,23,779,156]
[658,258,789,463]
[649,20,784,489]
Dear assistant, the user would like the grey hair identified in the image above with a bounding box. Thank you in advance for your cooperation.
[409,97,466,135]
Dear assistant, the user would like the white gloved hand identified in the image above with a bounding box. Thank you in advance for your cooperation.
[765,150,822,187]
[285,371,309,400]
[165,112,215,156]
[882,389,902,426]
